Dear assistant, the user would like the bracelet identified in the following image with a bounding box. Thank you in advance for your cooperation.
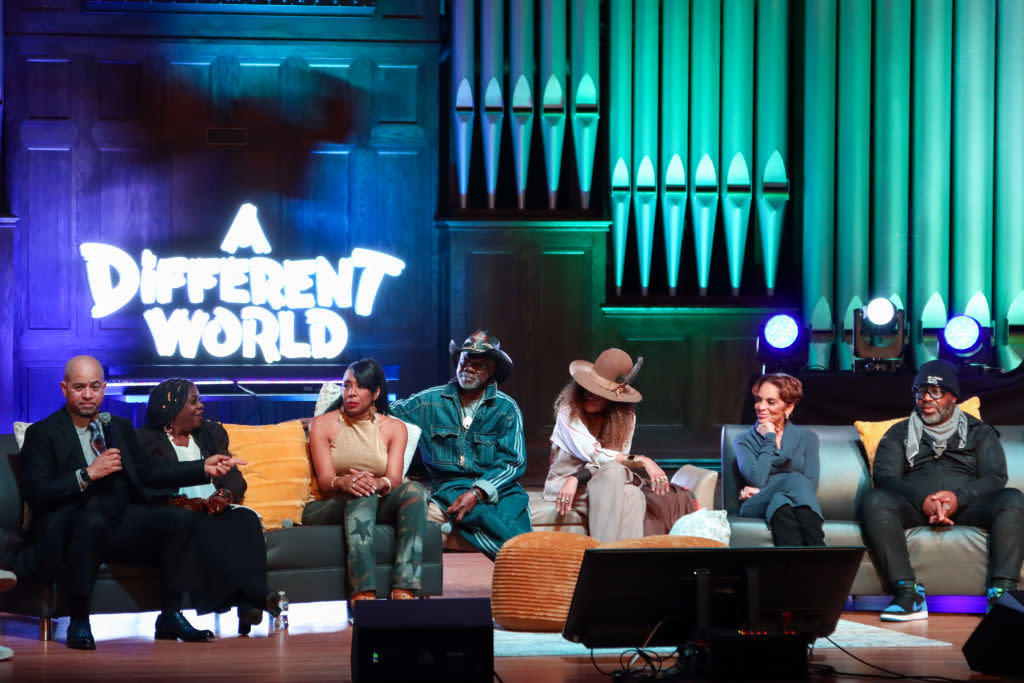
[471,487,484,504]
[330,476,342,492]
[214,488,234,504]
[379,477,393,495]
[624,454,645,467]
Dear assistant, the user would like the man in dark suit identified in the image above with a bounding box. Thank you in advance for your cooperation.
[19,355,244,650]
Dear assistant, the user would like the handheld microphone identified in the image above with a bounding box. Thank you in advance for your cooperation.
[97,411,114,449]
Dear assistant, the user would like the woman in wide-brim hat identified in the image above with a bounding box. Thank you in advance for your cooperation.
[542,348,671,543]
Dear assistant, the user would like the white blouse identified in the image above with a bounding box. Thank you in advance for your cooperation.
[542,407,635,500]
[168,433,216,500]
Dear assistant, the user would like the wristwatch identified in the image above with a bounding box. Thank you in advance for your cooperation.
[80,467,92,485]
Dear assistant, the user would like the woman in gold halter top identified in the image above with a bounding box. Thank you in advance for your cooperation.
[302,358,428,615]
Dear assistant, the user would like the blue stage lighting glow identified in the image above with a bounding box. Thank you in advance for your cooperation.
[763,314,800,351]
[943,315,982,352]
[864,298,896,327]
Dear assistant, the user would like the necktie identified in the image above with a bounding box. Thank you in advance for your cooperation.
[87,420,106,464]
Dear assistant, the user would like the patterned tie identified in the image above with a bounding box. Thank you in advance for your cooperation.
[87,420,106,464]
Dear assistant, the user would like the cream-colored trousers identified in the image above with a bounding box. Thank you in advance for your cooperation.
[572,461,645,543]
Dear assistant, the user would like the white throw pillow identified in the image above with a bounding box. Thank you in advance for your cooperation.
[13,422,31,450]
[312,381,419,477]
[669,508,731,546]
[313,382,343,417]
[401,422,421,477]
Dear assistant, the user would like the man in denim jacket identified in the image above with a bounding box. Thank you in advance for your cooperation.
[391,330,532,558]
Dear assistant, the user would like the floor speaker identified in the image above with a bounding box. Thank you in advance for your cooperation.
[963,590,1024,676]
[351,597,493,682]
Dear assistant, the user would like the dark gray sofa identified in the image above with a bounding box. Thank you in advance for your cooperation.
[0,435,444,640]
[720,424,1024,598]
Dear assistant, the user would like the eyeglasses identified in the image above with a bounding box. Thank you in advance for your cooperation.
[913,386,947,400]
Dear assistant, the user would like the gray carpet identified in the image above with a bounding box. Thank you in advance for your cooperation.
[493,618,951,657]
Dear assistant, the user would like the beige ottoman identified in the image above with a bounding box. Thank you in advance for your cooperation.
[491,531,601,632]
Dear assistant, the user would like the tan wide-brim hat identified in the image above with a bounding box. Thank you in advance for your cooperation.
[569,348,643,403]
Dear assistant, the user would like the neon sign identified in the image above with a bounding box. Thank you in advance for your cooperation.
[79,203,405,363]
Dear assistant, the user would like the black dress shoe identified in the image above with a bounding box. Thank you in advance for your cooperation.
[66,618,96,650]
[154,611,214,642]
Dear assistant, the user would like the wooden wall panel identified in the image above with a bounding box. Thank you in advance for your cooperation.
[24,364,62,421]
[24,146,73,331]
[375,64,420,124]
[6,1,441,44]
[165,59,214,124]
[0,219,16,428]
[619,337,690,425]
[705,335,762,426]
[303,60,355,132]
[95,147,169,332]
[97,60,145,122]
[288,147,354,252]
[25,58,71,118]
[236,60,283,125]
[536,250,592,430]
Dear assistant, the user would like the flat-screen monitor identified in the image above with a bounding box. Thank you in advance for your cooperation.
[562,546,864,649]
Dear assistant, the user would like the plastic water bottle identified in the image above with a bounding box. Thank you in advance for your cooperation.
[274,590,289,631]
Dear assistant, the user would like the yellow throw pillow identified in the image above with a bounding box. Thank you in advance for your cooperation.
[855,395,981,473]
[223,420,315,531]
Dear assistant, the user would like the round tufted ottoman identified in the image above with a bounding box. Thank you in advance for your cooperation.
[598,534,727,550]
[491,531,601,632]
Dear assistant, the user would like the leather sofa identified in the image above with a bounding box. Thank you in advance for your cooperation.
[0,434,444,640]
[720,424,1024,597]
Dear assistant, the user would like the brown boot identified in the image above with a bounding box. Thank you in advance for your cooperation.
[390,588,415,600]
[349,590,375,609]
[348,590,375,624]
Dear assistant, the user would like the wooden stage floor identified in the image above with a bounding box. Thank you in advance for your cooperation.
[0,552,1003,682]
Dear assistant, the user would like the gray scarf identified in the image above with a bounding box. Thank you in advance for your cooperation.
[906,406,967,466]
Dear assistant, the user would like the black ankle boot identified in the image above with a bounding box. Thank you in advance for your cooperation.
[237,604,263,636]
[154,611,214,642]
[66,617,96,650]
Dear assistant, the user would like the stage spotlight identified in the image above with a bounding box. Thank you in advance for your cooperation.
[863,298,897,331]
[939,315,992,368]
[757,314,808,372]
[853,298,905,373]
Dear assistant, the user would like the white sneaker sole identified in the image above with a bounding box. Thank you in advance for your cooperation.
[880,610,928,622]
[0,570,16,593]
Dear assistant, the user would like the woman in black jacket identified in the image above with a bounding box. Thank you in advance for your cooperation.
[137,378,280,635]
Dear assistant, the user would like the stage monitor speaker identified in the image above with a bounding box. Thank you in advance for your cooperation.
[351,597,492,683]
[963,590,1024,676]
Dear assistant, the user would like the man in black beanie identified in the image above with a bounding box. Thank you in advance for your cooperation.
[861,359,1024,621]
